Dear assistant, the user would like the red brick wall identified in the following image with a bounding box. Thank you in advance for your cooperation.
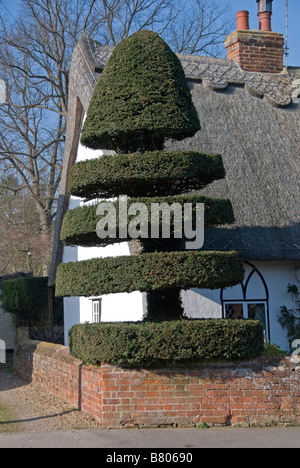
[225,30,284,74]
[14,329,300,428]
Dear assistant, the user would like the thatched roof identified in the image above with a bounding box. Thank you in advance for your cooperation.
[49,35,300,286]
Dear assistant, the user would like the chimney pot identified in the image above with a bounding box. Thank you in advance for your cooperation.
[225,1,283,74]
[258,11,272,31]
[257,0,273,14]
[236,10,249,30]
[257,0,273,31]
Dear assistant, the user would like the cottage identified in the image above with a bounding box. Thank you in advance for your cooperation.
[49,2,300,350]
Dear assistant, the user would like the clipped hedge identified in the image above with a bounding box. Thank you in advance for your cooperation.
[81,31,200,153]
[60,194,235,247]
[1,277,49,324]
[69,151,225,200]
[69,319,265,368]
[1,277,63,326]
[56,250,244,297]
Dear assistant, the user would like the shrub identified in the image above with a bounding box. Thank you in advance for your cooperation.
[69,319,265,368]
[60,194,235,247]
[69,151,225,200]
[56,250,244,298]
[57,30,244,323]
[263,341,287,357]
[29,326,64,345]
[278,305,300,350]
[1,277,63,326]
[1,277,49,325]
[80,31,200,153]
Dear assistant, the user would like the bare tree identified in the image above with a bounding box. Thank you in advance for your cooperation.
[93,0,233,54]
[0,171,52,275]
[166,0,234,57]
[0,0,232,274]
[0,0,104,274]
[96,0,177,45]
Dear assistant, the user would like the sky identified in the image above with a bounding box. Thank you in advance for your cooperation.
[229,0,299,66]
[1,0,299,66]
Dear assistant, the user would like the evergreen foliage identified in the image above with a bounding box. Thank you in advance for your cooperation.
[81,31,200,153]
[1,277,48,324]
[57,30,245,326]
[56,250,244,298]
[1,277,63,325]
[69,320,264,368]
[60,195,235,247]
[69,151,225,200]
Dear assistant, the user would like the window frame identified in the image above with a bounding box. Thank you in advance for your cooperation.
[221,262,270,341]
[223,300,268,340]
[91,298,102,324]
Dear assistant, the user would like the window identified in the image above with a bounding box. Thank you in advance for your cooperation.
[92,299,102,323]
[224,302,267,331]
[247,303,267,330]
[224,303,243,320]
[221,262,270,341]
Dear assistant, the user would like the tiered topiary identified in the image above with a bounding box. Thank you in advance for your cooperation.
[56,31,244,322]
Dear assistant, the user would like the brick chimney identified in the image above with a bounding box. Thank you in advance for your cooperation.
[225,0,284,74]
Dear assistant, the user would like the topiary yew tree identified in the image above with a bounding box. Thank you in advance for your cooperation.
[80,30,200,153]
[56,30,244,321]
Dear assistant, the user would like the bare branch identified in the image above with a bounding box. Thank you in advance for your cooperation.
[0,0,232,274]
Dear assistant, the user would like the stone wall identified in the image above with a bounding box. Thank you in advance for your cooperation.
[14,329,300,428]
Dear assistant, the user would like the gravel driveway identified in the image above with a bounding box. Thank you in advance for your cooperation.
[0,353,99,434]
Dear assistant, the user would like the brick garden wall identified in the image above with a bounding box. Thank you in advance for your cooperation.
[14,329,300,428]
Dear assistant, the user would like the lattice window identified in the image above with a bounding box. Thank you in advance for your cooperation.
[222,262,270,341]
[225,303,244,320]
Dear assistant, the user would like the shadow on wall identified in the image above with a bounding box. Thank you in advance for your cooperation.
[63,296,80,345]
[203,225,300,261]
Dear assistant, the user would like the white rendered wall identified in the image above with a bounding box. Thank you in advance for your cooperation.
[182,260,300,351]
[0,304,16,350]
[256,261,300,351]
[77,242,144,323]
[64,238,145,345]
[62,132,144,345]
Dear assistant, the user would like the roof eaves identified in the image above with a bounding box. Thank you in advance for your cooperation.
[84,36,295,108]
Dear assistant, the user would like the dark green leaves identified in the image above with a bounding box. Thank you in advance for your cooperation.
[69,320,264,368]
[69,151,225,199]
[59,30,244,325]
[56,251,244,297]
[60,194,235,247]
[81,31,200,153]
